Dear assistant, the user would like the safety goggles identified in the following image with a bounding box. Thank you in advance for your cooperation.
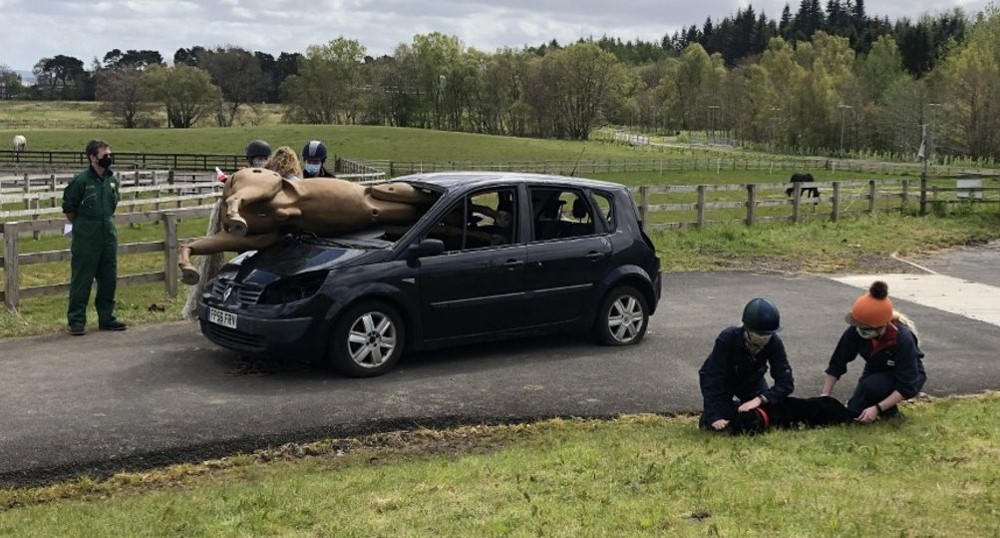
[855,326,882,339]
[746,330,772,347]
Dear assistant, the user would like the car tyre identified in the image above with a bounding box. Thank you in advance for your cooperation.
[594,285,649,346]
[328,300,405,377]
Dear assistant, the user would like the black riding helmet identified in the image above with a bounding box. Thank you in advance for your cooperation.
[245,139,271,159]
[742,297,781,334]
[302,140,328,161]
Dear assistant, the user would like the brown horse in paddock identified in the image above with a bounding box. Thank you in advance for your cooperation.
[178,168,435,285]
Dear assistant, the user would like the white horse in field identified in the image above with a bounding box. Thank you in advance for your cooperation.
[11,135,26,153]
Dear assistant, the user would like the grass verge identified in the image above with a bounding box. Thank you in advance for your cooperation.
[0,393,997,536]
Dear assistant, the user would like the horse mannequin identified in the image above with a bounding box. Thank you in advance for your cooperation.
[178,168,434,285]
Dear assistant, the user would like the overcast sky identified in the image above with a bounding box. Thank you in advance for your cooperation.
[0,0,990,72]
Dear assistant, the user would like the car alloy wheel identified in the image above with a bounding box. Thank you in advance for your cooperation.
[330,300,405,377]
[347,311,397,368]
[595,285,649,345]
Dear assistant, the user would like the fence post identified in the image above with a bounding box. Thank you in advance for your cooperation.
[49,174,57,207]
[696,185,706,229]
[791,182,801,224]
[831,181,841,222]
[31,200,41,240]
[745,184,756,227]
[163,213,178,298]
[3,222,20,311]
[638,186,649,230]
[868,180,876,214]
[919,172,927,216]
[23,173,29,194]
[901,179,909,211]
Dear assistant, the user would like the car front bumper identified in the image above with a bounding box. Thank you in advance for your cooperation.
[197,303,318,357]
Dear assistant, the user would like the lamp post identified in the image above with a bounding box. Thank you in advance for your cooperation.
[838,104,853,153]
[438,74,447,129]
[708,105,720,144]
[919,103,942,215]
[769,106,782,152]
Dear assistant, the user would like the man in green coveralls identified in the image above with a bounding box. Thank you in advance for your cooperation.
[62,139,127,335]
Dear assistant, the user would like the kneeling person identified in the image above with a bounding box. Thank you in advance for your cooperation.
[699,298,795,431]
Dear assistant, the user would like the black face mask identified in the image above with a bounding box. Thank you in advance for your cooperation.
[97,155,114,169]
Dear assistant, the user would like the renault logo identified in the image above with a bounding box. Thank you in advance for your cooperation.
[223,286,233,302]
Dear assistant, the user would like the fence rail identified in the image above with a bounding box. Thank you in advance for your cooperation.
[360,157,998,178]
[0,151,391,177]
[1,209,213,310]
[1,176,998,311]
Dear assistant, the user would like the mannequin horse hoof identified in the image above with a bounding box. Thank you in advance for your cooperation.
[181,266,201,286]
[228,217,248,237]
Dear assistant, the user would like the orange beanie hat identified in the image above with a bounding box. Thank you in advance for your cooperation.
[846,281,893,327]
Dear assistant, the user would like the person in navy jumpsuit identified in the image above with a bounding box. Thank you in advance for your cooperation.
[699,298,795,430]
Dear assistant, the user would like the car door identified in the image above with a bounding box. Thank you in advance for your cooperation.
[523,187,612,327]
[418,187,528,341]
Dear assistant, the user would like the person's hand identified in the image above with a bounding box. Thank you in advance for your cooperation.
[711,419,729,430]
[738,397,762,412]
[856,406,880,423]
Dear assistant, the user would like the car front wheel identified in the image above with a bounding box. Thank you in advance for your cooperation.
[594,285,649,345]
[328,300,405,377]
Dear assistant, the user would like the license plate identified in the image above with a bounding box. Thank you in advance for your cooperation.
[208,307,237,329]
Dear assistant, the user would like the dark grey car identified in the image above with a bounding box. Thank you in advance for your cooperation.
[198,172,662,377]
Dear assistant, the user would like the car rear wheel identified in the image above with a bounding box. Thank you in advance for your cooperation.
[328,300,404,377]
[594,285,649,345]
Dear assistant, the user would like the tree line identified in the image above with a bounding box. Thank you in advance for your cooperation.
[0,2,997,160]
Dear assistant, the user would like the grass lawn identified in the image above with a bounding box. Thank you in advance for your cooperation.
[0,393,997,536]
[1,123,712,163]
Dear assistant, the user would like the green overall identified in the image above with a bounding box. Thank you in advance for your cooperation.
[62,167,120,327]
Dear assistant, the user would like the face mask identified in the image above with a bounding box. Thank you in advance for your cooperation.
[97,155,113,169]
[303,163,321,176]
[856,326,881,339]
[251,158,266,168]
[746,330,772,347]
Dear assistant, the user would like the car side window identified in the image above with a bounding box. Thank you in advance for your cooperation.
[593,191,615,231]
[427,188,517,252]
[530,188,596,241]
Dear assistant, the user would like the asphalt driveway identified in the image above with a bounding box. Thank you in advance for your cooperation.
[2,261,1000,486]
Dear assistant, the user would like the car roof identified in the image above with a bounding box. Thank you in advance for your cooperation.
[395,171,628,193]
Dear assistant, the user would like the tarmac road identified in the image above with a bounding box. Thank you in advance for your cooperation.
[2,259,1000,486]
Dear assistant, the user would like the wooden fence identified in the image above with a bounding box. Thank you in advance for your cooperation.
[1,176,997,311]
[633,177,1000,230]
[363,157,996,178]
[0,151,388,177]
[1,206,214,311]
[0,150,247,172]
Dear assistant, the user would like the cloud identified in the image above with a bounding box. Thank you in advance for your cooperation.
[0,0,989,71]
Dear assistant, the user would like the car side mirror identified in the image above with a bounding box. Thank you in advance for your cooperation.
[406,238,444,258]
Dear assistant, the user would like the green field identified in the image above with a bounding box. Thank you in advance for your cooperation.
[0,100,285,130]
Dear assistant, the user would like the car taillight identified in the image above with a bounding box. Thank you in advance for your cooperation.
[260,271,328,304]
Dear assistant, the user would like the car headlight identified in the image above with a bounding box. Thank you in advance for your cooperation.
[260,271,328,304]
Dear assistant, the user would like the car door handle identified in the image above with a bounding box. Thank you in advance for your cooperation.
[502,259,524,269]
[585,251,606,262]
